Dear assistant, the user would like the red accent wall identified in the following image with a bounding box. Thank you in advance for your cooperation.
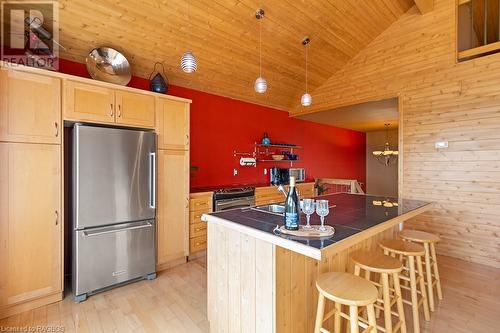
[59,59,366,190]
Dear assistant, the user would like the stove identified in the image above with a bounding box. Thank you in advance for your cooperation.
[213,187,255,212]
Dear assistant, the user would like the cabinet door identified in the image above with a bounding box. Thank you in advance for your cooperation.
[115,91,155,128]
[64,80,115,124]
[157,149,189,265]
[0,69,61,144]
[156,98,190,150]
[0,143,62,306]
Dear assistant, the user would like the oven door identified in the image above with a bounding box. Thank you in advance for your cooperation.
[215,196,255,212]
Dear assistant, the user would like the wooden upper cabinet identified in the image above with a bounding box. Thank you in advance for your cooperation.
[0,142,62,306]
[0,69,61,144]
[156,149,190,266]
[156,98,190,150]
[115,91,155,128]
[64,80,115,124]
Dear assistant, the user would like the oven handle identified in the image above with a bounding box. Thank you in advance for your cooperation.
[216,197,255,206]
[218,203,256,212]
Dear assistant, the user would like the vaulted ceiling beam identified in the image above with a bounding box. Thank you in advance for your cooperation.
[414,0,434,14]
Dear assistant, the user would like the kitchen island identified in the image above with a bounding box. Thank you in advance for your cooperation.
[202,193,432,333]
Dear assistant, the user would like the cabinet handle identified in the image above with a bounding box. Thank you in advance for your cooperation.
[54,122,59,137]
[55,210,59,225]
[186,134,189,145]
[118,104,121,117]
[110,104,114,117]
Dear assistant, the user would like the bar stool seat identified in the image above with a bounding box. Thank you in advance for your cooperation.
[315,272,378,333]
[399,229,443,312]
[352,252,407,333]
[399,229,440,243]
[317,272,378,306]
[351,251,402,273]
[379,239,425,256]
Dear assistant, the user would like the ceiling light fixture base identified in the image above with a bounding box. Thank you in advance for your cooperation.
[255,8,265,19]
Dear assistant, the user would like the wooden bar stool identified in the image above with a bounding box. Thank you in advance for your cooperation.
[315,272,378,333]
[379,240,430,333]
[399,229,443,312]
[351,251,407,333]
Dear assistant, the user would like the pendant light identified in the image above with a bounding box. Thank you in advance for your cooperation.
[301,37,312,106]
[372,123,399,166]
[254,8,267,93]
[181,0,197,73]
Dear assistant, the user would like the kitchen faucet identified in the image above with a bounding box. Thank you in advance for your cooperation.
[277,184,288,199]
[276,184,300,201]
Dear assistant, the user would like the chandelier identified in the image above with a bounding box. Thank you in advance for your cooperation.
[372,123,398,166]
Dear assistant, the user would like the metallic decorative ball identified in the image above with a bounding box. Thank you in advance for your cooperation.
[181,51,197,73]
[301,93,312,106]
[254,76,267,93]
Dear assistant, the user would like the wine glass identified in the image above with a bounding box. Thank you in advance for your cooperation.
[315,200,330,232]
[302,199,315,230]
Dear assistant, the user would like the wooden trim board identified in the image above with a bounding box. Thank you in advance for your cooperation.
[0,61,191,104]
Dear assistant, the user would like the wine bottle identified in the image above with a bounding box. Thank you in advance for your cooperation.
[284,176,300,230]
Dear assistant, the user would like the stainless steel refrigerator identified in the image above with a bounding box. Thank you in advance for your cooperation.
[72,124,156,302]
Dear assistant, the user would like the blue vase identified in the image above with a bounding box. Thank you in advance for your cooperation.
[262,132,270,145]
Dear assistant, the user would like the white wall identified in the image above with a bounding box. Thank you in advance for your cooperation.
[366,129,398,197]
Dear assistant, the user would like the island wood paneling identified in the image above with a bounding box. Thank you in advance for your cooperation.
[276,227,398,333]
[207,222,275,333]
[207,219,398,333]
[292,0,500,268]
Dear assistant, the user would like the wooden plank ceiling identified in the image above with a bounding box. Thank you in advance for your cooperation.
[58,0,414,110]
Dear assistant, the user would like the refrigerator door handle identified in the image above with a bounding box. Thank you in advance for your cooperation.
[149,152,156,208]
[83,222,153,237]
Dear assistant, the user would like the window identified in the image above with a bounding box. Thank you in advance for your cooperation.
[457,0,500,61]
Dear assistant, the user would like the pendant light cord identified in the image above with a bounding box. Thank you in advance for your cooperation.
[305,42,308,93]
[259,16,262,77]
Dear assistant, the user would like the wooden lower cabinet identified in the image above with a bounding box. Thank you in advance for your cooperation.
[255,182,315,206]
[189,192,213,254]
[156,149,190,268]
[0,143,62,317]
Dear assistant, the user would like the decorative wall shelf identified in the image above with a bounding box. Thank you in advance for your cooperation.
[233,142,301,167]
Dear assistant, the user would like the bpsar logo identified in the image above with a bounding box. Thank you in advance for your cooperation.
[1,0,61,70]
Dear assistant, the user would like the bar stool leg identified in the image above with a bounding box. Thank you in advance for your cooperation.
[430,243,443,300]
[334,302,341,333]
[392,272,407,333]
[416,256,431,321]
[314,293,325,333]
[423,243,435,312]
[349,305,359,333]
[354,265,361,277]
[381,272,393,333]
[408,256,420,333]
[375,273,383,318]
[367,304,377,332]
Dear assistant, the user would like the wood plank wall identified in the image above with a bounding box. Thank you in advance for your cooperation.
[292,0,500,268]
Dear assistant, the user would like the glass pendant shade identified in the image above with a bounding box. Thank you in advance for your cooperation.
[254,76,267,93]
[301,93,312,106]
[181,51,197,73]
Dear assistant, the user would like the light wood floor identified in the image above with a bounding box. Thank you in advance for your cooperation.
[0,255,498,332]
